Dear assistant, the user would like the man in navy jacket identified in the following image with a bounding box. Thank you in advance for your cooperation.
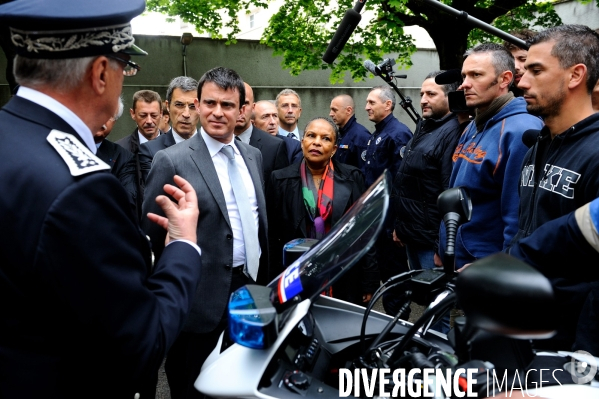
[0,1,202,397]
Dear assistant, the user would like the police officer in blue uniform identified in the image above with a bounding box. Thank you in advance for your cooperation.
[364,85,413,317]
[364,86,413,186]
[329,94,371,173]
[0,1,203,398]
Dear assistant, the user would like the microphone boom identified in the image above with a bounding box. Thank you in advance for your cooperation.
[322,9,362,64]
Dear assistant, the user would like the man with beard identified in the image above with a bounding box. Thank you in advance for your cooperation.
[0,0,202,397]
[392,71,461,271]
[510,24,599,351]
[503,28,537,97]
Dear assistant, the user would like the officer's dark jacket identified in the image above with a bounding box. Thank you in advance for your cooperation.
[363,113,412,187]
[0,96,201,398]
[333,115,370,172]
[392,113,462,247]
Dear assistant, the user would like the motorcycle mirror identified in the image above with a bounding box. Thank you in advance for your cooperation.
[456,253,556,339]
[438,186,472,275]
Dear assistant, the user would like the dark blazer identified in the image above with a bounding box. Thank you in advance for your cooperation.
[0,96,202,398]
[248,126,289,186]
[277,133,303,164]
[266,160,379,303]
[96,139,138,216]
[142,132,269,334]
[97,138,134,175]
[116,129,144,221]
[138,129,176,183]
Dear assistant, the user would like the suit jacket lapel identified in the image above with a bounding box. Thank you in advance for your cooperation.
[130,128,140,153]
[332,174,352,224]
[188,134,231,226]
[96,141,116,168]
[249,128,263,150]
[165,132,176,148]
[283,167,309,237]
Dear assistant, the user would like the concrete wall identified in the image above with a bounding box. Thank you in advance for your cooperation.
[0,35,438,141]
[116,35,438,139]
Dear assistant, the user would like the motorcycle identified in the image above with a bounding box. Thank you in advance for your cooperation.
[195,172,599,398]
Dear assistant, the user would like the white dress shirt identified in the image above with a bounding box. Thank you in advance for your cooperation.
[278,125,300,140]
[236,125,253,144]
[173,128,197,144]
[201,128,260,267]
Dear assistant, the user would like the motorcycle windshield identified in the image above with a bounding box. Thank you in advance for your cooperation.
[268,171,389,306]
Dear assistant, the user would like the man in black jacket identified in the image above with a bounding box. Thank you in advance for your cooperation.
[511,24,599,350]
[116,89,163,221]
[235,82,289,187]
[392,71,461,270]
[94,97,138,217]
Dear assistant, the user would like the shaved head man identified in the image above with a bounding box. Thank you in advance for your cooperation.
[253,100,279,135]
[328,94,370,171]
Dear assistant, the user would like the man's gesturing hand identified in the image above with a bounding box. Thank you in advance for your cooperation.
[147,175,199,245]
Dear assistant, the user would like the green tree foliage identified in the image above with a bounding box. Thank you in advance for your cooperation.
[146,0,578,83]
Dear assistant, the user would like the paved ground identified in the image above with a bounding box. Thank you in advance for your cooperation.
[154,299,426,399]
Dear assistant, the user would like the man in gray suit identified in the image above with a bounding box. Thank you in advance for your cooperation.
[142,67,269,399]
[139,76,200,184]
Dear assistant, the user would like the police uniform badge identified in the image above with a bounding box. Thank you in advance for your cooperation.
[376,137,382,145]
[400,145,406,159]
[361,150,367,161]
[47,130,110,176]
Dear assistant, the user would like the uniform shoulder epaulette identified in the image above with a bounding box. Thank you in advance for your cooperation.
[47,129,110,176]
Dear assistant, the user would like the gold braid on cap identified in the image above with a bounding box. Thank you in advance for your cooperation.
[10,23,135,54]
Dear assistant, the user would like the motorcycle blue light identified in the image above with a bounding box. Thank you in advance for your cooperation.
[228,285,277,349]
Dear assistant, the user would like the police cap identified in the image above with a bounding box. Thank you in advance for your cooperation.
[0,0,147,59]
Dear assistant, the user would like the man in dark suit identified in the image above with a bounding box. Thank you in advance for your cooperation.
[139,76,200,184]
[142,67,269,399]
[253,99,303,164]
[94,97,138,217]
[235,82,288,186]
[0,1,203,398]
[116,89,163,220]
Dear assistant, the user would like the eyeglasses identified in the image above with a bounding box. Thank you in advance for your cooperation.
[106,54,140,77]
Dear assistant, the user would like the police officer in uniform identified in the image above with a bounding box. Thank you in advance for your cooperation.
[364,85,413,317]
[329,94,370,173]
[0,1,203,398]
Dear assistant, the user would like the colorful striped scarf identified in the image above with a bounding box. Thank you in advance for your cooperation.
[300,159,335,240]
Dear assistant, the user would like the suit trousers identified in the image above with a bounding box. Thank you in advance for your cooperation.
[165,270,253,399]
